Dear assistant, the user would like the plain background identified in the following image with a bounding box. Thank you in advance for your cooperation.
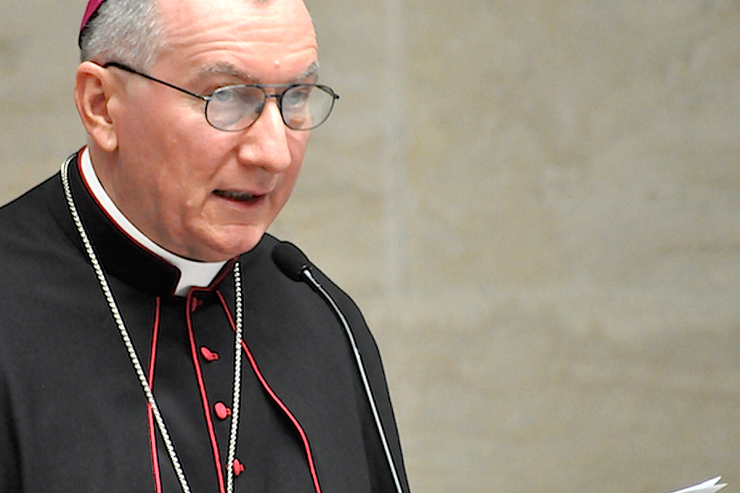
[2,1,740,492]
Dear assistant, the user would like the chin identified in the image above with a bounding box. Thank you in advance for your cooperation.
[184,221,270,261]
[211,230,267,259]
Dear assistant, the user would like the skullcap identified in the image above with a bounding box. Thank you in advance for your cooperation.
[79,0,106,44]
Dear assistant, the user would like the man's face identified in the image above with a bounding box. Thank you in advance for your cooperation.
[102,0,318,261]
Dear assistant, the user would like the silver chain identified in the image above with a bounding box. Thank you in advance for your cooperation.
[61,155,244,493]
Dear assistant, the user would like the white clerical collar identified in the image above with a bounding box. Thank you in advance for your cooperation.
[80,148,227,297]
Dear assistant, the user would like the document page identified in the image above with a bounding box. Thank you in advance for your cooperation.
[667,477,727,493]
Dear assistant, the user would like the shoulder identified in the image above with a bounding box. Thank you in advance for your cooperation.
[0,171,90,311]
[0,174,61,230]
[246,234,382,357]
[238,233,373,337]
[0,171,74,254]
[242,234,365,315]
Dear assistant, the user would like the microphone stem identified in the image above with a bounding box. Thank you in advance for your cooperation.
[301,268,405,493]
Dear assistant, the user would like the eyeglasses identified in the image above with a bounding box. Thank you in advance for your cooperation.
[102,62,339,132]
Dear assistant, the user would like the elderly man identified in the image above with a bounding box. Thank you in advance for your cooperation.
[0,0,410,492]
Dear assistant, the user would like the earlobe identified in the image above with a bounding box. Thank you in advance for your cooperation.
[74,61,118,152]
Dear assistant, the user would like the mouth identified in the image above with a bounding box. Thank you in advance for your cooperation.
[213,190,265,204]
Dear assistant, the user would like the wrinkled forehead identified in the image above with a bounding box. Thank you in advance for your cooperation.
[161,0,317,78]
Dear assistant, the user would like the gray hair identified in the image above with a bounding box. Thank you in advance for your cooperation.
[79,0,165,70]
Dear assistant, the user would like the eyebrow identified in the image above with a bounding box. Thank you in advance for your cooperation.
[201,61,320,83]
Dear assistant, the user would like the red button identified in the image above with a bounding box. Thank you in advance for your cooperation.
[190,297,204,313]
[233,459,245,476]
[200,346,219,362]
[214,402,232,420]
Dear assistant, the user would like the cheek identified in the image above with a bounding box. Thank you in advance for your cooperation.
[119,138,218,223]
[287,132,310,168]
[121,94,209,156]
[282,137,308,190]
[139,126,223,192]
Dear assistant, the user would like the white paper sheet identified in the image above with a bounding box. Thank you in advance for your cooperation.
[666,476,727,493]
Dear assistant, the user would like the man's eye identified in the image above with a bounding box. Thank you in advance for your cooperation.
[283,86,311,106]
[212,88,235,103]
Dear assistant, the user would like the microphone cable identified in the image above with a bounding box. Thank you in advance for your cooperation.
[272,241,405,493]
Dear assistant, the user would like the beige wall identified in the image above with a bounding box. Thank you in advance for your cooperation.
[2,1,740,492]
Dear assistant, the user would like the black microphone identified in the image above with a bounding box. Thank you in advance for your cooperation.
[271,240,311,281]
[271,241,405,493]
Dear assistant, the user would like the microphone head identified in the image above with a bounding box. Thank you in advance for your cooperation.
[271,241,312,282]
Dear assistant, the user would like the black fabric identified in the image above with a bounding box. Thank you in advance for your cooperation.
[0,152,410,493]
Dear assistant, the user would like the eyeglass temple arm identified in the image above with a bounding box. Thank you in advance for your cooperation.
[101,62,208,102]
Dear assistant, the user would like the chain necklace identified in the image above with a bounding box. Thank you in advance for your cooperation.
[61,155,244,493]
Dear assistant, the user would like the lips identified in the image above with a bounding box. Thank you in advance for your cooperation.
[214,190,264,203]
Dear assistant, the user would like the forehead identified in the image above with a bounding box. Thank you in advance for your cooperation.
[155,0,318,82]
[202,60,320,83]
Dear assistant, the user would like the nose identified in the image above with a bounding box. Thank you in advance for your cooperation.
[236,99,293,173]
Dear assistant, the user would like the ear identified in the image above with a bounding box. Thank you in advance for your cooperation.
[74,61,118,152]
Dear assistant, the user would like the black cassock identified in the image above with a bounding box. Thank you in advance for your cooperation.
[0,151,410,493]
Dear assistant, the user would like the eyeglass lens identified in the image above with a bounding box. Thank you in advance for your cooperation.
[206,84,337,131]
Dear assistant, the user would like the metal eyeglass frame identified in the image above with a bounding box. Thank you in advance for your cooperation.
[101,61,339,131]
